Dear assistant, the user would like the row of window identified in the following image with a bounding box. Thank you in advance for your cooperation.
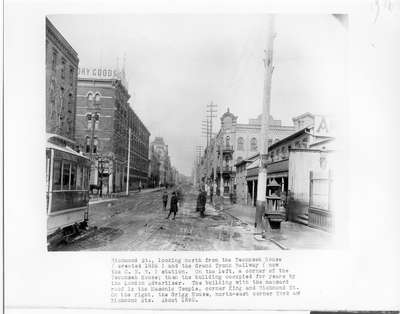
[84,93,148,142]
[226,136,258,152]
[53,160,89,191]
[85,137,98,154]
[51,48,75,85]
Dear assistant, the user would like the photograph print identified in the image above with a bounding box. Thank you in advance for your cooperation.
[45,14,347,251]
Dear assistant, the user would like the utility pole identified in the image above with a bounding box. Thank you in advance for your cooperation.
[206,101,217,146]
[201,119,210,147]
[195,145,203,188]
[126,127,131,196]
[255,15,276,232]
[207,102,218,202]
[219,136,224,209]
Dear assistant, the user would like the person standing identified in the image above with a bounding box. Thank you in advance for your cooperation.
[176,187,183,207]
[209,185,214,204]
[162,190,168,210]
[197,188,207,217]
[166,191,179,220]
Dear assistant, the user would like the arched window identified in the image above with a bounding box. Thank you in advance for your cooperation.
[237,137,244,151]
[87,114,92,130]
[87,92,93,101]
[250,138,257,151]
[85,136,90,153]
[93,137,98,154]
[225,136,230,147]
[94,116,100,130]
[94,93,101,102]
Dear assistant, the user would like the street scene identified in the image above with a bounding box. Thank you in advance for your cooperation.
[45,14,346,250]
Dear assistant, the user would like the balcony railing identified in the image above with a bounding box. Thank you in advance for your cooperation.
[217,145,234,154]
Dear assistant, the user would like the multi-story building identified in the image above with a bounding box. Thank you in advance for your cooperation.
[149,137,176,187]
[200,108,297,197]
[46,17,79,141]
[75,73,150,194]
[233,113,336,231]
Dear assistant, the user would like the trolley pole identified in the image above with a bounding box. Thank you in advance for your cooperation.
[255,15,275,232]
[126,128,131,196]
[219,137,224,209]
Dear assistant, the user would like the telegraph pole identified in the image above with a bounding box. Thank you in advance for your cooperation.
[126,127,131,196]
[255,15,275,232]
[201,119,210,147]
[206,102,217,145]
[219,136,224,209]
[207,102,218,201]
[195,145,203,188]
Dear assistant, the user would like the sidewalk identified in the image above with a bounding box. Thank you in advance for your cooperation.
[214,201,335,250]
[89,187,162,205]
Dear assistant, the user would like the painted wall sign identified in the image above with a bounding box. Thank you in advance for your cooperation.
[78,67,119,79]
[314,115,334,137]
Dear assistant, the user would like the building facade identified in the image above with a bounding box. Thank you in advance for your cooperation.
[199,109,297,197]
[75,77,150,194]
[46,18,79,141]
[149,137,174,187]
[233,113,336,231]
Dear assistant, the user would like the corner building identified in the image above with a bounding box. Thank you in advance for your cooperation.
[75,77,150,194]
[46,18,79,141]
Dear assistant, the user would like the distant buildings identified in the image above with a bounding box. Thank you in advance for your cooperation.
[46,17,79,141]
[75,73,150,194]
[149,137,180,187]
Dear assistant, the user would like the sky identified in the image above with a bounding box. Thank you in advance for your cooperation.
[49,14,347,176]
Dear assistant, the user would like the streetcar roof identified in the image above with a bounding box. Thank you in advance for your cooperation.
[47,142,89,160]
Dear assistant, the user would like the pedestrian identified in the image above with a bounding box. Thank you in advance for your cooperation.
[166,191,179,220]
[197,187,207,217]
[176,187,183,207]
[162,190,168,210]
[196,188,202,212]
[209,185,213,204]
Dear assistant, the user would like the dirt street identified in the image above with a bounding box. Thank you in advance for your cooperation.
[51,188,278,251]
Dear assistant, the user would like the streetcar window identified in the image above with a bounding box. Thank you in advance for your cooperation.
[70,163,77,190]
[53,160,62,190]
[76,165,83,189]
[62,162,71,190]
[82,167,88,189]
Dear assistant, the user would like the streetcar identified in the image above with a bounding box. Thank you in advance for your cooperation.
[46,134,91,247]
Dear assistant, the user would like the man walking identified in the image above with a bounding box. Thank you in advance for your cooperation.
[166,191,179,220]
[197,187,207,218]
[162,190,168,210]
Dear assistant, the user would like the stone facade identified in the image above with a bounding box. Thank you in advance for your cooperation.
[46,18,79,141]
[75,78,150,193]
[199,109,297,197]
[149,137,173,187]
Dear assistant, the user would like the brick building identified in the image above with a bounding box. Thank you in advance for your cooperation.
[75,76,150,194]
[46,17,79,141]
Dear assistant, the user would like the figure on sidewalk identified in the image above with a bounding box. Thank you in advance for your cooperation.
[166,191,179,220]
[176,186,184,207]
[162,190,168,210]
[196,187,207,217]
[209,185,213,204]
